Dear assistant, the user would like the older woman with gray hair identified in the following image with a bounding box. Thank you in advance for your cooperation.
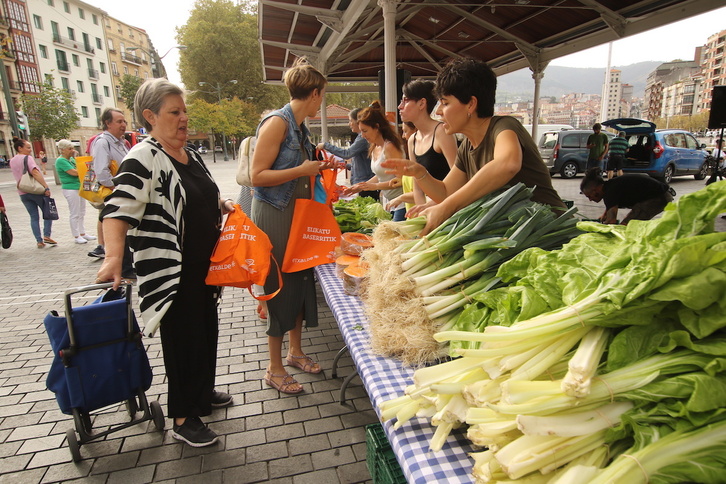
[96,78,235,448]
[55,139,95,244]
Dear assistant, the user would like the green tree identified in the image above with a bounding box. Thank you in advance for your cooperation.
[218,97,258,138]
[177,0,287,114]
[119,74,144,116]
[187,98,219,135]
[188,97,258,151]
[325,85,378,110]
[21,77,79,140]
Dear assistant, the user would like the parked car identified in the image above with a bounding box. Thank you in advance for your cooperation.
[538,129,615,178]
[214,146,223,153]
[601,118,709,184]
[198,146,208,154]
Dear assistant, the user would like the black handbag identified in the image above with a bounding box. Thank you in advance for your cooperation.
[42,196,59,220]
[0,211,12,249]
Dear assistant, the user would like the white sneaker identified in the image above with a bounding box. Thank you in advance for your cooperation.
[81,234,97,241]
[75,236,88,244]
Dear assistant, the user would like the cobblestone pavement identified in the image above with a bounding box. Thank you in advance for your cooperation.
[0,158,376,484]
[0,155,722,484]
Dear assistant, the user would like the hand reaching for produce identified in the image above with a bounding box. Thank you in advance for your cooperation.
[342,183,364,197]
[386,192,415,211]
[382,158,427,180]
[419,202,456,236]
[405,199,437,218]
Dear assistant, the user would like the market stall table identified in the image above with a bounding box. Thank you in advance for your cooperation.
[315,263,475,483]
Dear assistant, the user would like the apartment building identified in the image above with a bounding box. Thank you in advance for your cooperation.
[102,15,153,130]
[601,69,622,120]
[662,76,703,118]
[28,0,115,149]
[700,30,726,112]
[644,60,701,121]
[0,0,42,157]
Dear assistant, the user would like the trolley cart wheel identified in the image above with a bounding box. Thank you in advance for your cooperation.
[150,401,165,431]
[125,397,138,418]
[72,408,93,437]
[66,429,81,462]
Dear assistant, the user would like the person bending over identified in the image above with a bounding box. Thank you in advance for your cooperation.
[580,167,674,225]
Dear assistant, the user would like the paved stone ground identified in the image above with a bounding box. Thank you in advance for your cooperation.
[0,155,722,484]
[0,158,376,484]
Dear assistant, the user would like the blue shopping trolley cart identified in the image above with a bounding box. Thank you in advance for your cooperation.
[44,283,164,462]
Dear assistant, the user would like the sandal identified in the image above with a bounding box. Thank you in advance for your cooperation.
[264,370,304,394]
[286,354,322,374]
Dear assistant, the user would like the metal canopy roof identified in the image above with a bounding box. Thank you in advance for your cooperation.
[258,0,722,84]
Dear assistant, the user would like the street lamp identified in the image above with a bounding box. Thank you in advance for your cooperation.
[127,45,186,60]
[199,79,238,161]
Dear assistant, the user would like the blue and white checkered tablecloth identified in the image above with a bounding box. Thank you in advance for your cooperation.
[315,263,475,484]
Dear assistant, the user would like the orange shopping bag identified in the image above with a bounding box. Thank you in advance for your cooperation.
[206,205,281,300]
[282,176,342,273]
[317,149,343,207]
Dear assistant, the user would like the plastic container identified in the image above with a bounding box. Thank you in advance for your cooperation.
[365,423,406,484]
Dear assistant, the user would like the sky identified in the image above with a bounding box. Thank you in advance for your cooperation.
[89,1,726,87]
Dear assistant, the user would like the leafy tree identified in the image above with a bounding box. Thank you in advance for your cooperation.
[187,98,219,135]
[218,97,258,138]
[119,74,144,116]
[188,96,258,146]
[325,86,378,110]
[21,77,79,141]
[177,0,287,113]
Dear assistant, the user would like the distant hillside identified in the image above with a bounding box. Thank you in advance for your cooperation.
[497,61,661,102]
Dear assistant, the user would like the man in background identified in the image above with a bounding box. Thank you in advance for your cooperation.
[606,131,628,179]
[586,123,609,172]
[88,108,135,279]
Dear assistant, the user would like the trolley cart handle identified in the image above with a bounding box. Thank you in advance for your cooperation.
[63,282,134,351]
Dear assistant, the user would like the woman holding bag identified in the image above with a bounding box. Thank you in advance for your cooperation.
[250,58,331,394]
[9,137,55,248]
[342,101,406,220]
[96,78,235,447]
[55,139,95,244]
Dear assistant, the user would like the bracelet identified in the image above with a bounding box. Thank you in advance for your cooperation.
[44,187,50,191]
[415,171,428,181]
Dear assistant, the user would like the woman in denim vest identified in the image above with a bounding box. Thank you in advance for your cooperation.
[250,58,331,394]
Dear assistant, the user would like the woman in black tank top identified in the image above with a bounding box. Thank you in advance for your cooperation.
[398,79,458,206]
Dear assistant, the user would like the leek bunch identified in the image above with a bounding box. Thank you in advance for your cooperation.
[362,183,582,365]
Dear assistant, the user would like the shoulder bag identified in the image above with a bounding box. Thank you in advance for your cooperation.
[17,156,46,195]
[235,136,257,187]
[0,211,12,249]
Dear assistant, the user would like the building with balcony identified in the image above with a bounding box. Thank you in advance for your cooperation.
[662,76,703,120]
[28,0,115,150]
[699,30,726,112]
[0,0,42,157]
[644,59,701,121]
[102,15,153,130]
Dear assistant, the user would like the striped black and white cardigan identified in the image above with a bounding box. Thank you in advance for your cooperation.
[102,138,220,336]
